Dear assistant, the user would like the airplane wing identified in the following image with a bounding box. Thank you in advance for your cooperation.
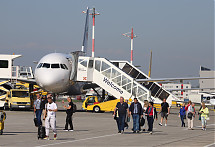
[136,77,215,83]
[167,87,215,92]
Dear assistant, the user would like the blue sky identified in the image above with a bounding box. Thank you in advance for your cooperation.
[0,0,214,86]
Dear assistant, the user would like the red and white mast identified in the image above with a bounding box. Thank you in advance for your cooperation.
[123,27,137,64]
[90,8,100,57]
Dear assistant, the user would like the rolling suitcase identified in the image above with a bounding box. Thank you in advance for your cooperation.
[38,125,46,139]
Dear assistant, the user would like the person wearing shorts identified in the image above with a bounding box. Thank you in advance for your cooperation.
[159,98,169,126]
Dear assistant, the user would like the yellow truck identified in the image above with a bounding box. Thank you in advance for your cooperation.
[4,88,31,111]
[82,96,120,113]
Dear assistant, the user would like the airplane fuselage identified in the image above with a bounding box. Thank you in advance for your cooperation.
[35,53,76,94]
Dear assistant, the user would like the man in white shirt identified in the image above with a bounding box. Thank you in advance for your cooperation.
[43,94,58,140]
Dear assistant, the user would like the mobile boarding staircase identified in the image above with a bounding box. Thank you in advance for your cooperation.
[111,60,181,106]
[76,56,154,106]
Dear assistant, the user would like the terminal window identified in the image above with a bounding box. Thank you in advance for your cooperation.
[0,60,8,68]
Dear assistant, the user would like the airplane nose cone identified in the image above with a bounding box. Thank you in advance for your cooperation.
[35,69,70,93]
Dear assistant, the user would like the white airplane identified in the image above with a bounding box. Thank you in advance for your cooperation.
[34,52,86,95]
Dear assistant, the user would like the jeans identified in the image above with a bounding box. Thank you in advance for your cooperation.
[117,114,126,131]
[65,113,73,130]
[180,115,185,127]
[147,116,154,132]
[36,109,42,126]
[132,114,140,131]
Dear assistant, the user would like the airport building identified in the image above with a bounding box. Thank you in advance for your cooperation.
[161,83,191,100]
[199,66,215,93]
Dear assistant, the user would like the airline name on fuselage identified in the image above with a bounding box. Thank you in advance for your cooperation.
[103,77,123,94]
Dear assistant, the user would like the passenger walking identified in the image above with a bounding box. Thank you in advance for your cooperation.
[179,103,186,127]
[142,100,149,131]
[187,101,195,130]
[129,98,143,133]
[159,98,170,126]
[34,94,42,126]
[41,95,48,126]
[113,97,129,134]
[62,97,74,131]
[43,95,58,140]
[145,102,157,134]
[199,102,209,131]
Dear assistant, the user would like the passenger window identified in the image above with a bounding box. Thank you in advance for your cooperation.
[51,64,60,68]
[80,60,88,67]
[88,60,94,68]
[42,63,50,68]
[0,60,8,68]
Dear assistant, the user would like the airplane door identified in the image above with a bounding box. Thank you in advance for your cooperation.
[77,57,89,82]
[87,59,94,81]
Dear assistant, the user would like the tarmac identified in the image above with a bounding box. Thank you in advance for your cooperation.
[0,104,214,147]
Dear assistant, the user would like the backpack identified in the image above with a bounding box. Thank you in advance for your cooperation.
[72,103,77,113]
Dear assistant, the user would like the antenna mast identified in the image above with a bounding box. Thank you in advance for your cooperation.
[123,27,137,64]
[90,8,100,57]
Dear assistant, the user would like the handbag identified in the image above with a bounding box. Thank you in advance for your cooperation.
[140,117,145,126]
[114,109,119,120]
[188,112,193,119]
[34,115,38,127]
[127,116,130,122]
[183,115,186,119]
[206,114,210,121]
[198,114,201,120]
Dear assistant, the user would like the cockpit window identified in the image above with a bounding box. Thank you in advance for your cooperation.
[42,63,50,68]
[51,64,60,68]
[37,63,43,68]
[60,64,68,70]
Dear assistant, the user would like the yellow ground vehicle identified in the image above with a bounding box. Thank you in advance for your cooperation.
[82,96,120,113]
[4,88,31,111]
[0,110,6,135]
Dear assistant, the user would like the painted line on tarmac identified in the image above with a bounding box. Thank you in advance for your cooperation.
[204,142,215,147]
[35,133,118,147]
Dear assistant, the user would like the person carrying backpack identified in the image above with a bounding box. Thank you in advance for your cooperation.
[62,97,74,131]
[186,101,195,130]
